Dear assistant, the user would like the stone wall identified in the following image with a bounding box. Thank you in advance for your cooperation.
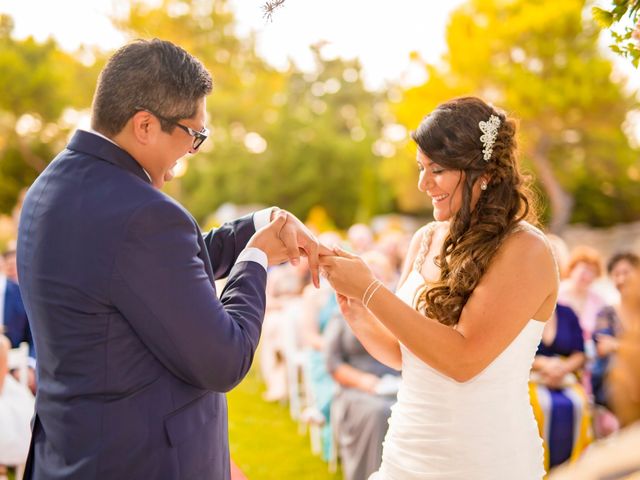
[561,221,640,260]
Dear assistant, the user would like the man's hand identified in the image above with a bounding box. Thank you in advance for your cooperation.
[247,211,291,265]
[271,209,332,288]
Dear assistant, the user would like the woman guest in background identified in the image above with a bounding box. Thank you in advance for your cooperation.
[529,303,592,473]
[320,97,558,479]
[557,246,608,391]
[591,251,640,437]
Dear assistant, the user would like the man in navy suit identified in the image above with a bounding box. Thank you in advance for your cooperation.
[17,39,324,479]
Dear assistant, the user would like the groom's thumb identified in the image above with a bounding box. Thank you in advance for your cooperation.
[269,210,288,233]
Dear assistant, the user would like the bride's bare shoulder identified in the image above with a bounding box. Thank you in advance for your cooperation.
[506,221,547,244]
[500,221,558,275]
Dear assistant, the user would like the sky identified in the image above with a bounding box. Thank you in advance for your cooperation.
[0,0,466,90]
[0,0,636,92]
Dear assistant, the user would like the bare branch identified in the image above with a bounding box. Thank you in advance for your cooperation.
[263,0,286,22]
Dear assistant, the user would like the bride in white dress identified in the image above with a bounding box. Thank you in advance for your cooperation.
[320,97,558,480]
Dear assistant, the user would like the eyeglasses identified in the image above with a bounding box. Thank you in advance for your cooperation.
[135,106,209,150]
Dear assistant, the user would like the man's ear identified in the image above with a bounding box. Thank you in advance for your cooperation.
[131,110,154,145]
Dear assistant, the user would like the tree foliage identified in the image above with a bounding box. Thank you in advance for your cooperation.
[116,0,391,227]
[1,1,639,231]
[0,14,103,214]
[593,0,640,67]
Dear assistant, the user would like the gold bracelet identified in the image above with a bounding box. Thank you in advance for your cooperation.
[361,279,379,304]
[364,280,383,308]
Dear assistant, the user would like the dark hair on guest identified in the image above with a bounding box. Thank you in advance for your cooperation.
[607,251,640,275]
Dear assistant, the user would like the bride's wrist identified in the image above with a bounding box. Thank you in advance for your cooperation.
[362,279,383,308]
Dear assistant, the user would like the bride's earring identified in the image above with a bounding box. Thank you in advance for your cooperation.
[481,181,488,191]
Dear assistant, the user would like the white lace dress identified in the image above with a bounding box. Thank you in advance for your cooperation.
[370,224,546,480]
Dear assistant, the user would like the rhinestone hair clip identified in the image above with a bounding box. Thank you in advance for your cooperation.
[479,114,501,161]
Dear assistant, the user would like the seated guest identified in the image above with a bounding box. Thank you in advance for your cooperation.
[559,246,607,342]
[591,252,639,437]
[529,303,593,473]
[2,248,18,284]
[549,259,640,480]
[325,313,400,480]
[0,334,35,474]
[558,246,607,397]
[346,224,374,255]
[0,255,35,392]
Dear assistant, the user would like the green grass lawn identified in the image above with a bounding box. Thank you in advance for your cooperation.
[228,367,342,480]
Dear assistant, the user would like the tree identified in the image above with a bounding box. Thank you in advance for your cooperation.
[0,14,103,214]
[252,45,392,227]
[116,0,392,227]
[593,0,640,67]
[386,0,639,232]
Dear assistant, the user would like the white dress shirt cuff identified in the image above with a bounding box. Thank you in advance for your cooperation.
[253,207,277,231]
[236,247,268,271]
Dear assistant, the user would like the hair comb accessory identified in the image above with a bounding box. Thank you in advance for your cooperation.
[479,114,501,161]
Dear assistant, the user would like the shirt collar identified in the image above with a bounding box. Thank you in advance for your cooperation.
[83,128,152,182]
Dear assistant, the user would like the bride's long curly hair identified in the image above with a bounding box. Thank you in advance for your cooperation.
[413,97,538,326]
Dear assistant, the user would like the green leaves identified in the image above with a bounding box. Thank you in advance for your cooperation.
[592,1,640,67]
[592,7,614,27]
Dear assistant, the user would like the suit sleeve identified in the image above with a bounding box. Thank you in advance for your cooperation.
[203,214,256,280]
[110,199,266,392]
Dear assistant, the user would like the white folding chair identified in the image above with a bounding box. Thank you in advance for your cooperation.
[280,300,307,422]
[299,361,325,456]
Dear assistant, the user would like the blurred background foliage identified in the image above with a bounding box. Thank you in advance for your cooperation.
[593,0,640,67]
[0,0,638,233]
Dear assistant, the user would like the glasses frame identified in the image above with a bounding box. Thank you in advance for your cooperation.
[135,106,209,150]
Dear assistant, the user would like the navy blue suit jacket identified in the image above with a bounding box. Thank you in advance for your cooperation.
[2,279,32,354]
[17,130,267,479]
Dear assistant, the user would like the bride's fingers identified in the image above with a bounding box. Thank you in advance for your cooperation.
[336,293,348,309]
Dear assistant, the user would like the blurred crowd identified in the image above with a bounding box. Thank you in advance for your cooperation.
[1,219,640,479]
[259,222,640,480]
[1,243,35,479]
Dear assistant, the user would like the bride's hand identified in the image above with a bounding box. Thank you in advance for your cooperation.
[320,246,376,300]
[336,293,372,327]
